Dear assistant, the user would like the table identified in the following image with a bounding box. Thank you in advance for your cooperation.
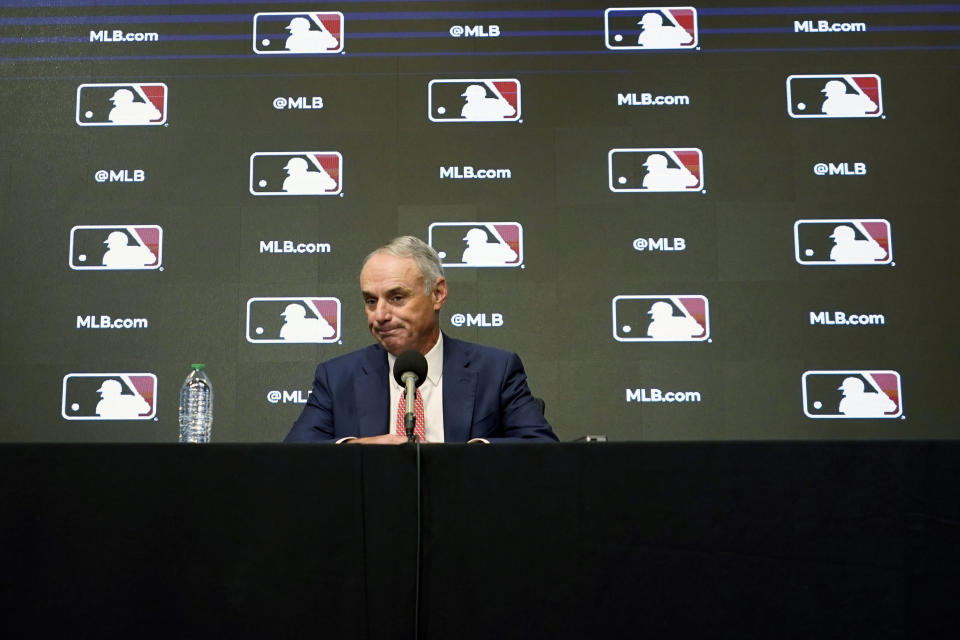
[1,442,957,638]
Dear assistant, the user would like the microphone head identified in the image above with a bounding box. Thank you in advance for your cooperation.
[393,350,428,388]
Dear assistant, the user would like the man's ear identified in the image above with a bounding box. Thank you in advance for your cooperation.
[432,277,448,310]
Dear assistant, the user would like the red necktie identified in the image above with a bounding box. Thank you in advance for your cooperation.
[396,389,426,441]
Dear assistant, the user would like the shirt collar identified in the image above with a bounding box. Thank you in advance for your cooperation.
[387,332,444,387]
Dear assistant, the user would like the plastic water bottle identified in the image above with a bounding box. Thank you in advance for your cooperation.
[179,364,213,443]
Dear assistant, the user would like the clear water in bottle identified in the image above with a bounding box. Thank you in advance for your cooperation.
[179,363,213,443]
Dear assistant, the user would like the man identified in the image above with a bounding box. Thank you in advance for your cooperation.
[284,236,556,444]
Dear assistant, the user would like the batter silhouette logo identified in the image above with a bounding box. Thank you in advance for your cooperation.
[249,152,342,196]
[62,373,157,420]
[604,7,698,50]
[428,222,523,268]
[428,79,521,123]
[613,294,710,342]
[76,83,167,126]
[802,370,902,419]
[794,219,892,265]
[787,74,883,118]
[246,297,341,344]
[253,12,344,54]
[69,225,163,270]
[609,148,703,192]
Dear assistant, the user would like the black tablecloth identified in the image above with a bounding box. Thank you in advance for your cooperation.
[1,442,957,638]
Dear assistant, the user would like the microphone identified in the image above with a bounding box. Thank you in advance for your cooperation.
[393,350,428,442]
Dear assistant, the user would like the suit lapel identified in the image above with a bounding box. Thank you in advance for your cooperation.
[442,336,477,442]
[355,345,389,437]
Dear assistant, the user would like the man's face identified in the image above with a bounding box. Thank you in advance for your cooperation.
[360,252,447,356]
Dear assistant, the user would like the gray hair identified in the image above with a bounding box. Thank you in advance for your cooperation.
[362,235,444,295]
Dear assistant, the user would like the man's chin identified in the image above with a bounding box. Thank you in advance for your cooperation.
[374,332,409,355]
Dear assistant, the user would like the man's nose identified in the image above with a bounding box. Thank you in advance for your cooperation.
[372,300,390,323]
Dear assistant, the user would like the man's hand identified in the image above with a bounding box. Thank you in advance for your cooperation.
[344,434,409,445]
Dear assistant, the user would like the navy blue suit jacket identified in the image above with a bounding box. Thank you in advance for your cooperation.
[284,335,557,443]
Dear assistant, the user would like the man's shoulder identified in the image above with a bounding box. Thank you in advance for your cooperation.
[444,335,516,365]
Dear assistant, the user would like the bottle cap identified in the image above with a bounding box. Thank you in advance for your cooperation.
[191,363,206,370]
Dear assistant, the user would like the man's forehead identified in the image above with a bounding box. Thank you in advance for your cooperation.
[360,253,423,290]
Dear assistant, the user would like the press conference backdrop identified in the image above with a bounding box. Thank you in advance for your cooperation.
[1,1,957,442]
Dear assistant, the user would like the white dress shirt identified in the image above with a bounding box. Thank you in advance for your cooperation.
[387,335,445,442]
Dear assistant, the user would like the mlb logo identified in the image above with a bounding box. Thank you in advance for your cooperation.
[76,83,167,126]
[786,74,883,118]
[252,12,344,54]
[249,152,342,196]
[69,225,163,270]
[428,222,523,268]
[428,79,521,123]
[608,148,703,192]
[604,7,698,50]
[802,370,902,419]
[246,297,341,344]
[62,373,157,420]
[794,219,892,266]
[612,294,710,342]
